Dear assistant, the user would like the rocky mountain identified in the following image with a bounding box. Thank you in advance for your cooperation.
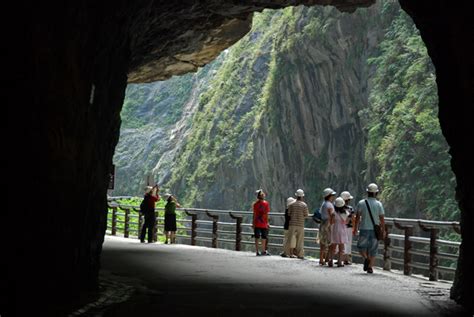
[113,1,457,220]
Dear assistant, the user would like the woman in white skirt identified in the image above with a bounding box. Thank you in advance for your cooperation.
[341,191,355,265]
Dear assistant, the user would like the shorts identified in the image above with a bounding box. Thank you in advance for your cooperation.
[357,229,379,257]
[254,227,268,239]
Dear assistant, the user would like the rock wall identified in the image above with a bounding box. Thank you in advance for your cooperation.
[142,5,392,213]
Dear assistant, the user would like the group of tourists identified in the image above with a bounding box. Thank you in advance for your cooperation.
[139,184,181,244]
[252,183,385,274]
[138,181,385,273]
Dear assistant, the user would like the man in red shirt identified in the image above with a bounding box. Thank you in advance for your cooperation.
[139,184,160,243]
[253,189,270,256]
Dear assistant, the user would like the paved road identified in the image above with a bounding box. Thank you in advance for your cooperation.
[82,236,467,316]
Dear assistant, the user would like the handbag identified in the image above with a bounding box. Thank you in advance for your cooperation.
[365,200,383,240]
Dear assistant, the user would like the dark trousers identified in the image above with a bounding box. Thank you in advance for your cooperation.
[140,214,156,242]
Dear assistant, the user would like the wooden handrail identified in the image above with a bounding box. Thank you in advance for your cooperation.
[394,221,413,276]
[229,212,243,251]
[419,221,439,281]
[205,210,219,248]
[184,209,197,246]
[107,200,461,281]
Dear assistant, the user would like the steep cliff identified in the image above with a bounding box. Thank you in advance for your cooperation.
[116,3,392,211]
[114,56,225,195]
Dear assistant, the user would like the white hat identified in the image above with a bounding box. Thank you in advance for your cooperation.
[367,183,379,193]
[335,197,345,208]
[144,186,153,194]
[341,191,353,200]
[255,189,264,197]
[295,189,305,197]
[287,197,296,207]
[322,188,337,198]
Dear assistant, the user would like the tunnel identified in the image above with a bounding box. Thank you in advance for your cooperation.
[9,0,473,315]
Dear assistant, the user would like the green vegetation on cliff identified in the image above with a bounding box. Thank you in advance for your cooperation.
[116,2,460,223]
[363,3,458,220]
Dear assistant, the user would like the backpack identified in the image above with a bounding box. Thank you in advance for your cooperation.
[312,208,322,223]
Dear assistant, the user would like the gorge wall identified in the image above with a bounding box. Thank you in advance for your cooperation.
[115,2,457,222]
[115,4,393,211]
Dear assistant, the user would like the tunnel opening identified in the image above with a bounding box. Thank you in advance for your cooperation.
[107,0,462,310]
[10,0,472,316]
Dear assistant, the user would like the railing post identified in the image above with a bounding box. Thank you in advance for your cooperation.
[111,206,117,236]
[124,208,130,238]
[419,222,439,281]
[185,210,197,246]
[153,209,158,242]
[395,222,413,276]
[133,207,143,238]
[206,211,218,248]
[229,212,243,251]
[383,223,392,271]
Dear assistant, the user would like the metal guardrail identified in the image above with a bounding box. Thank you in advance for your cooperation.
[106,198,461,282]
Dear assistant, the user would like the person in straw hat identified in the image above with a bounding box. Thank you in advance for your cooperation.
[139,184,160,243]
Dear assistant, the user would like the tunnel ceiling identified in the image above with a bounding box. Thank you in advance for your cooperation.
[127,0,375,82]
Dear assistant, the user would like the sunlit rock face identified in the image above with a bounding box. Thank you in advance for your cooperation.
[12,0,472,314]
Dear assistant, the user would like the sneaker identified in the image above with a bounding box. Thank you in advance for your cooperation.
[337,263,345,267]
[344,261,352,265]
[367,267,373,274]
[140,240,145,243]
[289,254,297,258]
[363,258,369,271]
[297,256,305,260]
[280,253,288,258]
[256,251,262,256]
[263,251,271,256]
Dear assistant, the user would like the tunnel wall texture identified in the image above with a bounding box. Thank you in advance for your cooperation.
[398,1,473,310]
[8,0,472,315]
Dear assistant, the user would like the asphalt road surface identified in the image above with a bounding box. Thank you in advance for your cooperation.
[76,236,468,316]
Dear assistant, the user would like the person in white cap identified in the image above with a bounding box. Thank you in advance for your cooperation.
[287,189,309,259]
[341,191,355,265]
[328,197,349,267]
[318,188,336,266]
[353,183,385,274]
[280,197,297,258]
